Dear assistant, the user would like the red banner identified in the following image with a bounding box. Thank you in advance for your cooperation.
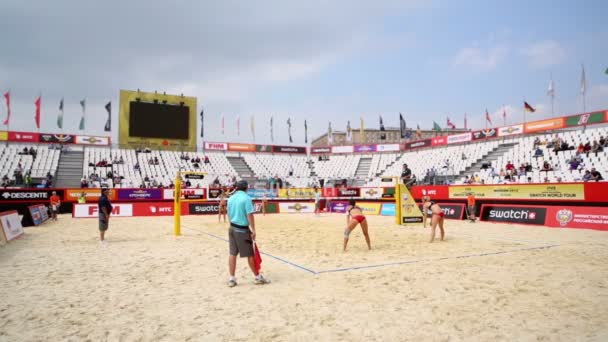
[8,131,40,142]
[133,202,176,216]
[410,185,450,200]
[431,136,447,146]
[546,206,608,231]
[583,182,608,202]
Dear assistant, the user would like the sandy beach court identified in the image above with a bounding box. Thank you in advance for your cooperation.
[1,213,607,341]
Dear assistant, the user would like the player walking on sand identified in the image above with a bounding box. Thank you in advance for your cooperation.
[422,196,445,243]
[343,199,371,251]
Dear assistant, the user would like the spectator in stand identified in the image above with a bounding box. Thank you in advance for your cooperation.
[569,158,581,171]
[576,143,585,155]
[1,174,10,187]
[542,161,553,171]
[600,136,606,147]
[583,170,593,181]
[505,161,514,172]
[473,174,480,183]
[148,158,154,165]
[81,177,89,188]
[499,168,506,178]
[213,176,221,187]
[519,163,527,174]
[534,147,544,158]
[543,176,550,183]
[195,156,201,163]
[401,164,412,185]
[204,155,210,164]
[288,165,294,176]
[461,152,467,160]
[592,140,603,154]
[152,178,159,188]
[134,162,140,171]
[144,175,150,182]
[533,137,541,148]
[154,157,159,165]
[144,147,151,153]
[277,177,283,189]
[590,168,603,182]
[268,176,275,190]
[29,147,36,157]
[119,156,124,164]
[525,163,532,173]
[185,179,192,188]
[463,176,472,184]
[583,141,592,153]
[24,172,32,187]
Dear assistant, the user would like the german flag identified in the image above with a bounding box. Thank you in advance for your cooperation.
[524,101,536,113]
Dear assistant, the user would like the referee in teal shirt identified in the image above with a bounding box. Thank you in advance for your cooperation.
[227,180,270,287]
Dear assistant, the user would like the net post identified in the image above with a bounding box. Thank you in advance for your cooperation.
[394,176,401,225]
[174,172,182,236]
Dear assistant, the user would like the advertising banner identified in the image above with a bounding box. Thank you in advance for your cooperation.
[311,147,331,154]
[354,144,377,153]
[28,205,42,226]
[0,211,24,241]
[253,201,279,214]
[39,133,74,144]
[0,131,7,141]
[405,139,431,149]
[118,189,163,201]
[332,145,354,154]
[358,202,382,215]
[583,182,608,202]
[227,143,255,152]
[163,188,207,200]
[480,204,547,225]
[498,124,524,137]
[0,189,65,202]
[361,187,383,199]
[75,135,110,146]
[255,145,273,153]
[65,188,117,202]
[410,185,450,200]
[247,189,277,199]
[133,202,175,216]
[328,200,349,213]
[8,131,40,142]
[380,203,396,216]
[322,188,338,198]
[399,184,423,224]
[431,136,447,146]
[278,202,315,213]
[188,203,220,215]
[524,118,564,133]
[472,128,497,140]
[376,144,400,152]
[447,132,472,144]
[278,188,317,199]
[382,187,395,198]
[273,146,306,154]
[208,188,224,199]
[565,111,605,127]
[417,203,464,220]
[337,188,360,198]
[73,204,133,218]
[449,184,585,201]
[204,142,228,151]
[546,206,608,231]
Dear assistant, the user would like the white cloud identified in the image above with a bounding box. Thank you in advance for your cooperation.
[521,40,567,68]
[452,45,509,71]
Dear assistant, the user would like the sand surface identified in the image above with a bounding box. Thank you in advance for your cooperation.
[1,213,607,341]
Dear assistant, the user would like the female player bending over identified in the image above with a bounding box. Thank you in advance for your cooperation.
[422,196,445,243]
[344,199,371,251]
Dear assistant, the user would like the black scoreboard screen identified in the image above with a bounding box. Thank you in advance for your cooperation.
[129,101,190,140]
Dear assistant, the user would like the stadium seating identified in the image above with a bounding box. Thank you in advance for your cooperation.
[0,144,60,187]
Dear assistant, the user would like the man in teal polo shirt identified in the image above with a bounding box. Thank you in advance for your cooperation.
[227,180,270,287]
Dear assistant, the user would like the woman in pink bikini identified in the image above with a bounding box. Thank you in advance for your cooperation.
[344,199,371,251]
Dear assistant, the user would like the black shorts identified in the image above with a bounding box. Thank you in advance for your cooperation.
[228,226,253,257]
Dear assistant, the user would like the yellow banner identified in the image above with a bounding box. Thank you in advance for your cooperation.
[449,184,585,200]
[0,131,7,141]
[399,184,423,224]
[357,202,382,215]
[278,188,317,199]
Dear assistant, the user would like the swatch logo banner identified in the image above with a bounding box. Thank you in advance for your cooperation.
[498,124,524,137]
[273,146,306,154]
[338,188,360,197]
[405,139,431,149]
[189,203,220,215]
[481,205,546,225]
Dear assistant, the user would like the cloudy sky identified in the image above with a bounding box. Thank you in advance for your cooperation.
[1,0,607,145]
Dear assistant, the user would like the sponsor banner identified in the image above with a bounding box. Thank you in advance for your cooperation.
[417,203,464,220]
[39,133,74,144]
[75,135,110,146]
[163,188,207,200]
[381,203,396,216]
[8,131,40,142]
[337,188,360,197]
[447,132,472,144]
[204,142,228,151]
[431,136,447,146]
[383,187,395,198]
[361,187,383,199]
[480,204,547,225]
[399,184,423,224]
[247,189,277,199]
[328,200,349,213]
[72,204,134,218]
[472,128,497,140]
[188,203,220,215]
[583,182,608,203]
[524,118,564,133]
[133,202,175,216]
[546,206,608,231]
[0,131,7,141]
[65,188,117,202]
[358,202,382,215]
[354,144,377,153]
[255,145,273,153]
[28,205,43,226]
[311,147,331,154]
[253,201,279,214]
[331,145,354,154]
[273,145,307,154]
[0,211,24,241]
[118,189,163,201]
[405,139,431,149]
[322,188,337,198]
[208,188,223,199]
[498,124,524,137]
[0,189,65,202]
[376,144,400,152]
[227,143,255,152]
[278,188,317,199]
[278,202,315,213]
[410,185,450,200]
[450,184,584,201]
[565,111,605,127]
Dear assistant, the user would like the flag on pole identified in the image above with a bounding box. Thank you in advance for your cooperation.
[304,120,308,144]
[35,96,42,129]
[270,116,274,142]
[78,99,86,130]
[605,67,608,75]
[464,113,467,130]
[432,121,442,132]
[399,113,407,138]
[199,108,204,138]
[502,106,507,124]
[221,114,225,135]
[57,98,64,129]
[236,115,240,136]
[287,118,293,143]
[328,122,333,145]
[524,101,536,113]
[580,64,587,95]
[346,121,352,142]
[250,115,255,140]
[416,124,422,139]
[485,109,492,125]
[359,117,365,143]
[446,117,456,129]
[104,102,112,132]
[547,78,555,97]
[3,91,11,126]
[379,115,386,140]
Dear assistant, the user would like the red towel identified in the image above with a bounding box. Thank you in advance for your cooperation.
[253,241,262,273]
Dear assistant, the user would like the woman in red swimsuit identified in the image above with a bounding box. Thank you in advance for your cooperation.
[422,196,445,243]
[344,199,371,251]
